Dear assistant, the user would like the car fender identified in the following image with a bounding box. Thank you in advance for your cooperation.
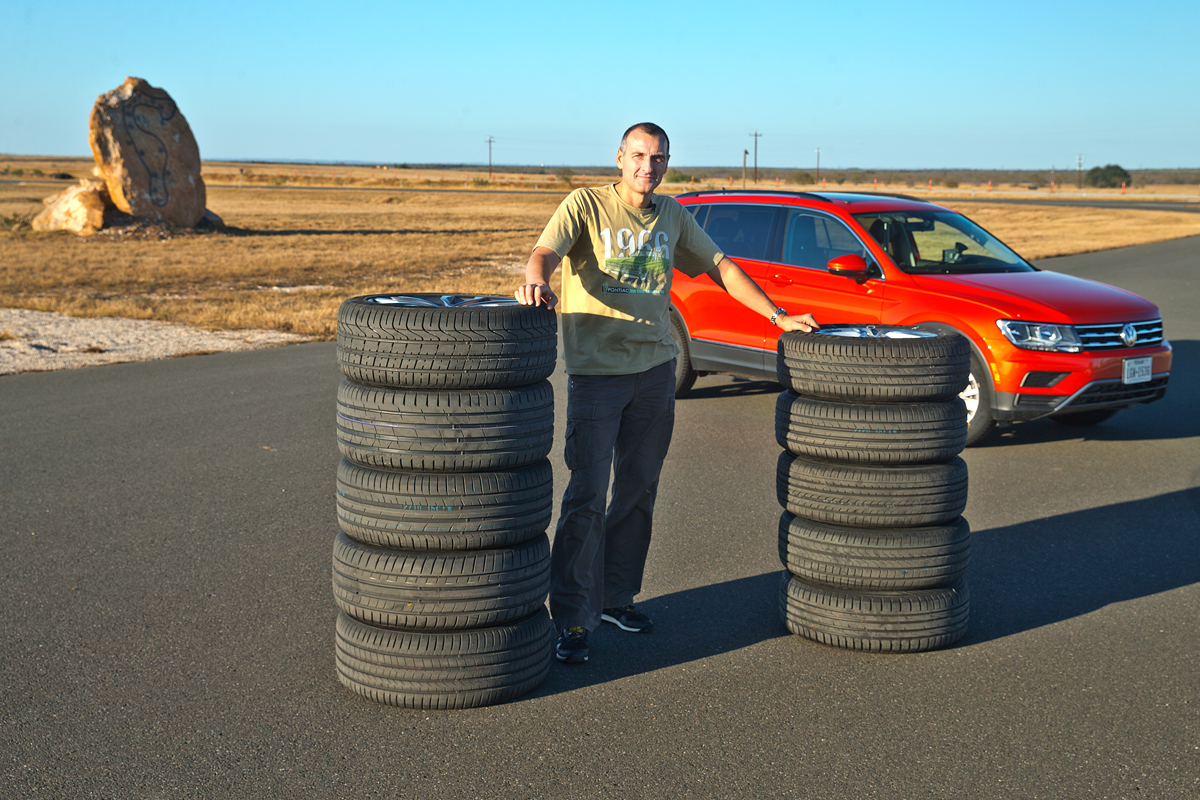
[906,319,996,396]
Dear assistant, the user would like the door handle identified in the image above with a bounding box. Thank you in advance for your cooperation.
[770,274,794,285]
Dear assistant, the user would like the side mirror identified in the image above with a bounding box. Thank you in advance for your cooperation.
[827,254,874,284]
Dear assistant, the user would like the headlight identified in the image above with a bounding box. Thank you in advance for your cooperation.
[996,320,1082,353]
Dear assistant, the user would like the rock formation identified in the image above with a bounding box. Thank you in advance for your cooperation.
[31,180,112,236]
[89,77,206,227]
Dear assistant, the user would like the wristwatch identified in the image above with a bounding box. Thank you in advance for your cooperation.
[770,307,788,326]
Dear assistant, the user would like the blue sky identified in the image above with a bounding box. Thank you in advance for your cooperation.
[2,0,1196,170]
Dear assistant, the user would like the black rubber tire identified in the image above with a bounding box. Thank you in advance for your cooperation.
[335,608,552,709]
[777,327,970,402]
[336,294,558,389]
[777,451,969,528]
[779,572,969,652]
[336,458,553,550]
[670,312,698,398]
[962,352,997,447]
[1050,408,1120,427]
[778,511,970,590]
[336,379,554,472]
[332,531,551,631]
[775,392,967,464]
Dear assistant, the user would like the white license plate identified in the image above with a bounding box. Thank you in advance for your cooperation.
[1123,356,1152,384]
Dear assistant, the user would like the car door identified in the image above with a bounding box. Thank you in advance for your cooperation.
[680,202,781,375]
[765,207,884,348]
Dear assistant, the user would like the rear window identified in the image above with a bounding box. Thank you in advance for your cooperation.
[702,204,779,261]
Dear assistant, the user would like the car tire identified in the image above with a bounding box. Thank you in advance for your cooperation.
[778,511,970,590]
[777,327,970,403]
[670,312,698,398]
[335,608,553,709]
[332,531,551,631]
[336,294,558,390]
[1050,408,1120,427]
[336,458,553,550]
[962,352,997,446]
[336,379,554,472]
[779,572,969,652]
[776,452,969,528]
[775,392,967,464]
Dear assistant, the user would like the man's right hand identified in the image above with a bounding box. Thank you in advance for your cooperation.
[514,282,557,309]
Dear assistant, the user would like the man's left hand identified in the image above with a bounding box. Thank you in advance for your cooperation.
[777,313,819,333]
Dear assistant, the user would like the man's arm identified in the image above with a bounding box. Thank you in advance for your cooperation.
[514,246,562,308]
[706,257,819,333]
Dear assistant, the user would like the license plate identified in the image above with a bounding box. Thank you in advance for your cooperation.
[1123,356,1152,384]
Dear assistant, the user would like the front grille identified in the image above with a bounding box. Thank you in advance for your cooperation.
[1074,319,1163,351]
[1061,375,1169,410]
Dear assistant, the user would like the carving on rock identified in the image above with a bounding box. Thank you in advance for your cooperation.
[89,77,206,227]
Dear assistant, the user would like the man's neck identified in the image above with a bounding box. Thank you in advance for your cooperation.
[614,182,654,209]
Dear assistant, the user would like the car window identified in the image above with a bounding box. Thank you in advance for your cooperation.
[853,211,1034,274]
[689,204,708,227]
[703,204,778,261]
[781,209,866,269]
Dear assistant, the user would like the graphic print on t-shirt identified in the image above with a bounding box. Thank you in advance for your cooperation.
[599,227,671,295]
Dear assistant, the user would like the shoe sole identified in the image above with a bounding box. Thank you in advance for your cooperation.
[555,650,588,663]
[600,614,653,633]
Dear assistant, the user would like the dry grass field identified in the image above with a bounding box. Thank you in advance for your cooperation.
[3,159,1200,339]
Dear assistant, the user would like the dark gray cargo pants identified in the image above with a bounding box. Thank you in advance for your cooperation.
[549,359,676,632]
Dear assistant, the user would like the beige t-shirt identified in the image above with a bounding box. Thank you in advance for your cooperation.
[536,184,724,375]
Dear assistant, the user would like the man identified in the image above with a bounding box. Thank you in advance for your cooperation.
[515,123,818,664]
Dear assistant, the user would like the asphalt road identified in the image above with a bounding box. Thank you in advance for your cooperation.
[2,237,1197,799]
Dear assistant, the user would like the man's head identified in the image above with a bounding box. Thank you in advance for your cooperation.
[616,123,670,205]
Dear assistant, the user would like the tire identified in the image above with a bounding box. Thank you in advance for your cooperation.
[1051,408,1119,427]
[962,352,997,446]
[779,572,969,652]
[775,392,967,464]
[336,294,558,389]
[336,379,554,472]
[776,451,969,528]
[335,608,552,709]
[669,312,698,398]
[778,512,970,590]
[332,531,551,631]
[777,326,970,402]
[336,458,553,550]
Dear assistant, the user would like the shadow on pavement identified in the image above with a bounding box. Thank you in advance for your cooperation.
[534,571,787,695]
[971,339,1197,448]
[684,376,782,400]
[965,486,1200,643]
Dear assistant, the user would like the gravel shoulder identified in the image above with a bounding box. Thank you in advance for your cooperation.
[0,308,310,376]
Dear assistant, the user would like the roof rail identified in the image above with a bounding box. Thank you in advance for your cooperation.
[672,189,832,203]
[817,190,926,202]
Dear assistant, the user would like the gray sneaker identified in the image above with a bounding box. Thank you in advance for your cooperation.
[601,605,654,633]
[555,626,589,663]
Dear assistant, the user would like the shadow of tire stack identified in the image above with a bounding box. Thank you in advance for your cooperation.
[774,327,973,652]
[331,294,559,708]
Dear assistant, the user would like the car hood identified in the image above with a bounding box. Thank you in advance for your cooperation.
[910,270,1160,324]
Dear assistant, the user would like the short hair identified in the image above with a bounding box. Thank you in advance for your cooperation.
[619,122,669,155]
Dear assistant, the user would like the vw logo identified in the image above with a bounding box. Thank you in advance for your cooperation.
[1121,323,1138,347]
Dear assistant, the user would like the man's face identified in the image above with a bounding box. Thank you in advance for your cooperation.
[616,131,669,196]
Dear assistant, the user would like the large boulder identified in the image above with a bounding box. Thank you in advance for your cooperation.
[89,77,206,227]
[31,180,113,236]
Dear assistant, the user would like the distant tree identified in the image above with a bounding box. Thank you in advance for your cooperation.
[1085,164,1132,189]
[833,172,846,185]
[789,171,814,185]
[665,168,692,184]
[943,179,959,189]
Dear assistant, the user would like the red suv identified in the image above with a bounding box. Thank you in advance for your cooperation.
[669,190,1172,445]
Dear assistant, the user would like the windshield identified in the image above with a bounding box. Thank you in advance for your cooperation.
[851,210,1034,274]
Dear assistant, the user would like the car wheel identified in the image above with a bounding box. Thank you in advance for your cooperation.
[962,353,996,446]
[335,608,553,709]
[778,512,970,590]
[336,294,558,390]
[1050,408,1120,427]
[669,312,698,398]
[775,391,967,465]
[332,531,551,631]
[777,326,970,403]
[336,458,553,551]
[776,451,969,529]
[779,572,969,653]
[336,379,555,472]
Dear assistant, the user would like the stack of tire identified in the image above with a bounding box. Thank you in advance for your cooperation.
[331,294,559,708]
[774,326,973,652]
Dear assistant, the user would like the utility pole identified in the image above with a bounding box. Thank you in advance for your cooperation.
[742,150,748,189]
[749,131,762,183]
[815,147,821,182]
[1077,154,1083,190]
[486,136,496,180]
